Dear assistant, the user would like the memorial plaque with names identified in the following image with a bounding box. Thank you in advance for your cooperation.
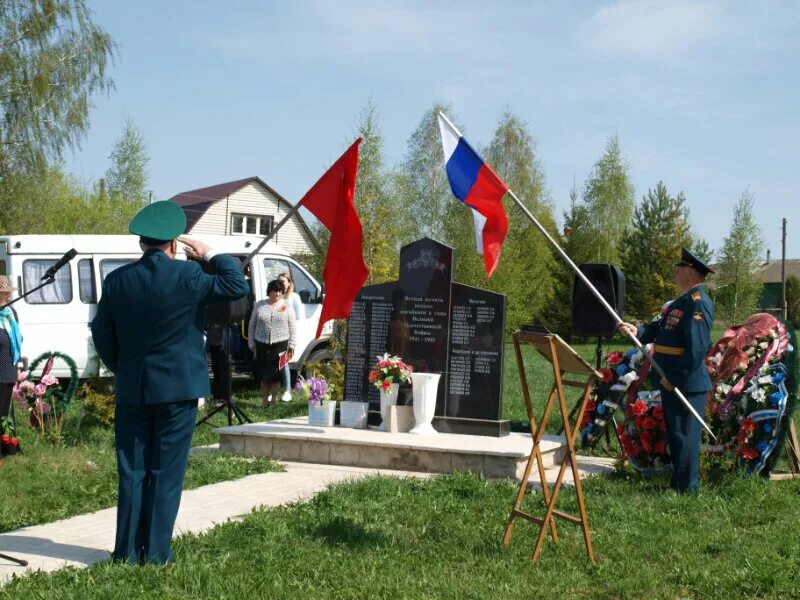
[343,281,397,407]
[343,237,509,436]
[446,283,506,421]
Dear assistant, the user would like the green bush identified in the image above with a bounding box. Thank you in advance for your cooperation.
[79,382,115,426]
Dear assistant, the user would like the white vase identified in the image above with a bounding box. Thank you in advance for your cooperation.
[308,400,336,427]
[340,400,369,429]
[409,372,441,435]
[377,383,400,432]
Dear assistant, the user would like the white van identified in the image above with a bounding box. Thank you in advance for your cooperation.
[0,234,332,379]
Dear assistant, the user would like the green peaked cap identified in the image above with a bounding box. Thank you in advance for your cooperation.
[129,200,187,241]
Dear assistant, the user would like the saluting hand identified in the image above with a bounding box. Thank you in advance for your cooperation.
[179,237,212,261]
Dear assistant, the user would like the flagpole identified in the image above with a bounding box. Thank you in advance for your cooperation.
[505,189,716,441]
[240,203,303,272]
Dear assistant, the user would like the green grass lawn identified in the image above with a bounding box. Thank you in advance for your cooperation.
[3,472,799,599]
[3,329,800,597]
[0,388,306,532]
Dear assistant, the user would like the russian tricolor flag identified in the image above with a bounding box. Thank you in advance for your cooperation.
[437,112,509,278]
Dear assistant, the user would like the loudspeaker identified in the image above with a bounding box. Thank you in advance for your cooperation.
[572,263,625,337]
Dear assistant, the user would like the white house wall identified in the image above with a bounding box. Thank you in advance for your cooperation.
[188,182,316,255]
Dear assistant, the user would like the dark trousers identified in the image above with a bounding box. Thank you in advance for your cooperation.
[114,400,198,564]
[661,390,707,493]
[0,382,12,419]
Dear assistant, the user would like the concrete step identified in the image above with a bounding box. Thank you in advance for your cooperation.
[216,417,567,479]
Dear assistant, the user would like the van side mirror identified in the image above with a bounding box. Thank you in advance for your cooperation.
[316,284,325,304]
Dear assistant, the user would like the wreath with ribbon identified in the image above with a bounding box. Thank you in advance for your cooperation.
[579,313,798,477]
[27,351,80,412]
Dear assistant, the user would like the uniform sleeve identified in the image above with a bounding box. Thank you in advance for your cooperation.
[637,320,660,344]
[683,298,712,375]
[90,279,118,372]
[189,254,249,304]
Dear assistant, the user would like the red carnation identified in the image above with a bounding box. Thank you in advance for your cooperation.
[629,400,648,417]
[640,430,653,446]
[599,368,615,383]
[651,406,664,420]
[619,432,629,445]
[740,418,756,433]
[381,380,391,391]
[739,447,760,461]
[635,416,646,430]
[654,439,667,454]
[642,417,658,430]
[9,438,19,447]
[0,434,9,444]
[606,351,624,366]
[585,399,597,414]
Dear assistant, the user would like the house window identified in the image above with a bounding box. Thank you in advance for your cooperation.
[231,213,274,236]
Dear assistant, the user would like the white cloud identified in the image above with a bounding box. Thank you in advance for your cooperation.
[582,0,733,59]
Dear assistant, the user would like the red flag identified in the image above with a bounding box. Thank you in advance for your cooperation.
[298,138,368,338]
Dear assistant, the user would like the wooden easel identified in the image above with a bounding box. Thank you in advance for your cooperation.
[503,330,598,564]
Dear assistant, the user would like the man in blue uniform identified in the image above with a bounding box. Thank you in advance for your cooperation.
[619,248,714,493]
[91,201,249,564]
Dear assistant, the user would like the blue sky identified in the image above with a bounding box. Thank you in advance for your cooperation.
[66,1,800,258]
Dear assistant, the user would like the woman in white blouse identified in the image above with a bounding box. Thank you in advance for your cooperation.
[248,279,296,406]
[277,271,303,402]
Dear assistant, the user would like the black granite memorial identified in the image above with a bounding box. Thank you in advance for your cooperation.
[344,238,509,436]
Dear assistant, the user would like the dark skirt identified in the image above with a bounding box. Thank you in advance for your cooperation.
[254,340,289,384]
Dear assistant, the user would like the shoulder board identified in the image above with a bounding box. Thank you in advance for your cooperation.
[691,291,702,302]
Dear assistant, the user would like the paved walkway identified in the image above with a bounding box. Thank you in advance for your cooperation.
[0,456,613,585]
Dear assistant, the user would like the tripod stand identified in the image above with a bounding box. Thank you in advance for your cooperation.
[196,323,251,428]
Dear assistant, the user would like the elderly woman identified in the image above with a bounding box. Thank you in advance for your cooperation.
[276,271,303,402]
[248,279,296,406]
[0,276,22,419]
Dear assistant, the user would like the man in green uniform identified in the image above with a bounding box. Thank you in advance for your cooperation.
[619,248,714,493]
[91,201,249,564]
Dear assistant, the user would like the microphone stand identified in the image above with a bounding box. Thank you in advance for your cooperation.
[0,276,57,568]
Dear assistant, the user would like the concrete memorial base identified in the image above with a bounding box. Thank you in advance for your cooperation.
[216,417,566,479]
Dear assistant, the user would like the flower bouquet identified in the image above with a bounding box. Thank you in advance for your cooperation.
[369,353,413,394]
[618,392,670,472]
[705,313,795,476]
[296,375,336,427]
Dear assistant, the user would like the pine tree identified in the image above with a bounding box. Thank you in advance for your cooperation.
[715,190,765,324]
[620,182,693,319]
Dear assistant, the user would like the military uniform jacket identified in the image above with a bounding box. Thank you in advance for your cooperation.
[90,250,249,404]
[637,285,714,393]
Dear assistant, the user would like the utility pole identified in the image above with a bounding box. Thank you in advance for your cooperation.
[781,217,787,321]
